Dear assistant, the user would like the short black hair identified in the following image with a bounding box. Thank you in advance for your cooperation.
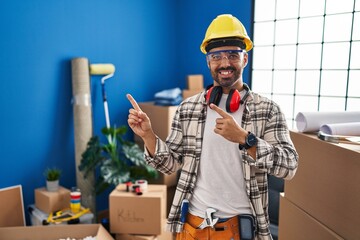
[205,37,246,53]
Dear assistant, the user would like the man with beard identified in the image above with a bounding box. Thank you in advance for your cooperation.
[127,14,298,240]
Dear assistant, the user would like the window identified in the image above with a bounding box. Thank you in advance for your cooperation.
[252,0,360,129]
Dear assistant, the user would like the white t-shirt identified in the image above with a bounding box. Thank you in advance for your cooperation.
[189,90,252,218]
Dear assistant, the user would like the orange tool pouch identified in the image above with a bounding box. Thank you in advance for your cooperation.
[176,213,240,240]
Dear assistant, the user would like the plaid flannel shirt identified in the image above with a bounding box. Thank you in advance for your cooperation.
[144,90,299,240]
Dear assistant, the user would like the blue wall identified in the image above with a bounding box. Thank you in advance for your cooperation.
[175,1,254,87]
[0,0,252,224]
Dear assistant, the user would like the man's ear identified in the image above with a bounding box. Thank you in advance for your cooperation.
[242,53,248,68]
[207,59,210,68]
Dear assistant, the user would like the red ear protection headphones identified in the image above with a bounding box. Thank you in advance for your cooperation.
[205,83,250,113]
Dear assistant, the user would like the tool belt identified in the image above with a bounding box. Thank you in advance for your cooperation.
[177,212,257,240]
[176,213,240,240]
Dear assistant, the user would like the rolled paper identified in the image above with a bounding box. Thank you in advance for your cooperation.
[295,111,360,132]
[319,122,360,136]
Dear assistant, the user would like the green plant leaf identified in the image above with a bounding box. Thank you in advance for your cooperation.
[101,159,130,186]
[44,167,61,181]
[78,125,158,195]
[78,136,105,178]
[122,143,146,166]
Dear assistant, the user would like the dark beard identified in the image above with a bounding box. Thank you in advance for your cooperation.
[211,67,241,88]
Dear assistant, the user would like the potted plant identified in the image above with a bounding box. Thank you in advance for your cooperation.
[44,167,62,192]
[79,125,158,195]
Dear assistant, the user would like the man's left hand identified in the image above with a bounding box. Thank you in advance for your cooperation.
[210,103,248,144]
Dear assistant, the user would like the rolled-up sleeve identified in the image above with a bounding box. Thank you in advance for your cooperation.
[243,98,299,180]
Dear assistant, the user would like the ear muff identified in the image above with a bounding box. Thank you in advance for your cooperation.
[205,83,250,113]
[206,86,241,113]
[206,86,223,106]
[226,89,241,113]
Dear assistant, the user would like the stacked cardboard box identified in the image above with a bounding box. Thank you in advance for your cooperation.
[0,224,114,240]
[134,102,179,216]
[279,131,360,240]
[34,186,71,213]
[135,102,178,144]
[116,234,156,240]
[0,186,113,239]
[182,74,204,99]
[32,186,96,226]
[115,220,175,240]
[110,184,170,239]
[116,231,174,240]
[279,194,343,240]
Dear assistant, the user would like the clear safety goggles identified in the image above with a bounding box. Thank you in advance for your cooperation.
[206,49,245,63]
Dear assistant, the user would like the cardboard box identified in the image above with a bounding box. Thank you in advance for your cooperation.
[28,204,94,226]
[135,102,179,187]
[115,227,175,240]
[148,171,179,188]
[186,75,204,90]
[157,228,176,240]
[279,194,344,240]
[0,185,25,227]
[182,89,204,99]
[138,102,178,141]
[115,218,175,240]
[116,234,156,240]
[286,131,360,240]
[110,184,167,235]
[35,186,71,213]
[0,224,114,240]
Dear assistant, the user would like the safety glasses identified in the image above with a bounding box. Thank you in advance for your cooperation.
[206,49,245,63]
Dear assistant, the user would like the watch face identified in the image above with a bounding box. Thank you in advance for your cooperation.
[246,133,257,147]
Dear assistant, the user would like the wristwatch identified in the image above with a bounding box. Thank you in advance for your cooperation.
[239,132,257,150]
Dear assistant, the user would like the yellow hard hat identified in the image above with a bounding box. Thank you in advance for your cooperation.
[200,14,253,54]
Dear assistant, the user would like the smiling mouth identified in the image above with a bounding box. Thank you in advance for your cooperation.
[218,70,234,77]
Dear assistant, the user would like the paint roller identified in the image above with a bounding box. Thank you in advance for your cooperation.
[89,64,116,129]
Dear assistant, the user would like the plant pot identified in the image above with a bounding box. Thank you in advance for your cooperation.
[46,180,59,192]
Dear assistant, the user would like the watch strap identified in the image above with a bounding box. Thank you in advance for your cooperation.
[239,131,251,150]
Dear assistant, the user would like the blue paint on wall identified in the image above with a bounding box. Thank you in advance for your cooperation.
[0,0,252,224]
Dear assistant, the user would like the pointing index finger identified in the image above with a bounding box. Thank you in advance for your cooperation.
[126,94,142,111]
[210,103,230,118]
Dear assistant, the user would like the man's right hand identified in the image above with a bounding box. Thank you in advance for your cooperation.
[126,94,156,156]
[126,94,152,138]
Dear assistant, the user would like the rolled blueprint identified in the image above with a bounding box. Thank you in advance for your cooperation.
[295,111,360,132]
[319,122,360,136]
[71,57,95,214]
